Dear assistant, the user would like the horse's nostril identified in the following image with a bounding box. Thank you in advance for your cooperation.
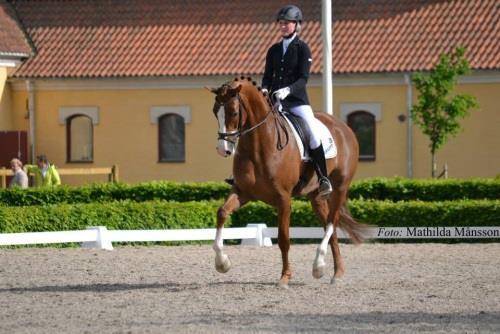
[225,151,231,155]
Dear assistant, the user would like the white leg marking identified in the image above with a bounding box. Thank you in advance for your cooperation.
[213,227,231,273]
[312,223,333,279]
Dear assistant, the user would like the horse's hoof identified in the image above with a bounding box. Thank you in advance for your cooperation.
[215,254,231,273]
[278,278,289,289]
[312,263,327,279]
[330,276,343,285]
[278,282,289,289]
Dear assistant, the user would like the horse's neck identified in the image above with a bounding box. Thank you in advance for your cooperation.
[239,92,279,157]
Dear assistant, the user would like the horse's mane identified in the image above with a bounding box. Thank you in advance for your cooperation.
[227,76,270,102]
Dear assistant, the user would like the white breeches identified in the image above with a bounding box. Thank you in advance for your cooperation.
[289,105,321,149]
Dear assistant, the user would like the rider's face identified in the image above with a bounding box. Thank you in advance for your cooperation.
[278,20,296,37]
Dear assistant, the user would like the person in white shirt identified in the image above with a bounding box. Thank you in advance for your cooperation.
[9,158,29,189]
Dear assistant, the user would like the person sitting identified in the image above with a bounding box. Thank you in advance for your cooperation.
[24,154,61,187]
[9,158,29,189]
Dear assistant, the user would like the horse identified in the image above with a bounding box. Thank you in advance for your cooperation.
[208,77,367,288]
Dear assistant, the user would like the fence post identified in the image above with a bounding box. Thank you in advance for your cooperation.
[241,223,272,247]
[1,167,6,189]
[111,165,119,183]
[81,226,113,250]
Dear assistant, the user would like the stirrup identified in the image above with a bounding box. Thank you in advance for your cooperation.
[318,177,332,198]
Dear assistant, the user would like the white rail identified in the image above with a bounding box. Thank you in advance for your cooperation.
[0,225,498,250]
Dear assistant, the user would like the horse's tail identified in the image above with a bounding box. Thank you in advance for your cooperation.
[338,203,372,244]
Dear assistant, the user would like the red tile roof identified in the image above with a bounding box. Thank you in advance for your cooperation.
[0,0,32,57]
[8,0,499,78]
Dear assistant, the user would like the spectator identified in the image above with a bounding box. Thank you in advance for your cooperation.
[9,158,29,189]
[24,154,61,187]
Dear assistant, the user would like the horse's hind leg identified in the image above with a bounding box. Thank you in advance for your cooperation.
[309,197,331,279]
[213,191,247,273]
[310,187,347,282]
[328,187,348,282]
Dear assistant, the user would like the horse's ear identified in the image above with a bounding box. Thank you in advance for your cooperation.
[205,86,218,95]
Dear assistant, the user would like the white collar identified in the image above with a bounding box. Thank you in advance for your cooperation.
[282,33,297,55]
[282,33,297,45]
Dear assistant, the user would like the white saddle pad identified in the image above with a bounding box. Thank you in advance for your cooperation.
[283,116,337,161]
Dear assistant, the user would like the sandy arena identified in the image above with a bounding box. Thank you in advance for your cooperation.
[1,243,499,333]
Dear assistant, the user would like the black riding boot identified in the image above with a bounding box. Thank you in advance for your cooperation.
[309,144,332,198]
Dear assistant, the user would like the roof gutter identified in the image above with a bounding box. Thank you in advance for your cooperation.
[0,52,28,67]
[404,73,413,178]
[0,51,30,58]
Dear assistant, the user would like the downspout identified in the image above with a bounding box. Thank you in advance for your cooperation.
[26,80,35,163]
[404,73,413,178]
[321,0,333,115]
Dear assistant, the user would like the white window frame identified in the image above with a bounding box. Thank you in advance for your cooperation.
[150,106,191,124]
[59,106,99,125]
[340,103,382,122]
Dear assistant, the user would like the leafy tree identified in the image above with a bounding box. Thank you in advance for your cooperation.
[412,47,478,178]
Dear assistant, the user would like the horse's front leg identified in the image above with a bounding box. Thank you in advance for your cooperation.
[213,191,247,273]
[277,199,292,288]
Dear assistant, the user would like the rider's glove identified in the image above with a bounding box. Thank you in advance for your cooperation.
[274,87,290,100]
[261,88,269,95]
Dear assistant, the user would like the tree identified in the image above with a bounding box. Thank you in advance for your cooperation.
[412,47,478,178]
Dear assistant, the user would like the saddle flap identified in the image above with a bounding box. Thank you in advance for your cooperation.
[281,111,337,161]
[282,111,310,151]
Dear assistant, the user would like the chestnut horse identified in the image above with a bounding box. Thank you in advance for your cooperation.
[209,77,366,288]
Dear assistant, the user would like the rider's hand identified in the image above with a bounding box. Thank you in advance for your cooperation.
[274,87,290,100]
[261,88,269,95]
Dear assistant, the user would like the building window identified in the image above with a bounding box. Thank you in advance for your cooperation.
[347,111,376,161]
[66,115,93,162]
[159,113,185,162]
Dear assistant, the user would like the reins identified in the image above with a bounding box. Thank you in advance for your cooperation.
[268,97,290,150]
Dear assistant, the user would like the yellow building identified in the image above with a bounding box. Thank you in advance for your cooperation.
[1,1,499,184]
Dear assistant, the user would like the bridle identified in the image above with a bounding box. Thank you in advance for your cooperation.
[215,91,273,144]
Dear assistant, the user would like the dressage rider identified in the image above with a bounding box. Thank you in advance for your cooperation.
[262,5,332,198]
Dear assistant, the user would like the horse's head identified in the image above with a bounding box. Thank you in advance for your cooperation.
[209,77,272,157]
[209,82,244,157]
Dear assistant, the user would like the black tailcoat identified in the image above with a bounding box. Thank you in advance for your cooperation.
[261,36,312,109]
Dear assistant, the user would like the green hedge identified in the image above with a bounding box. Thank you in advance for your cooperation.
[1,199,498,233]
[0,181,230,207]
[0,200,225,233]
[1,178,499,207]
[348,178,500,202]
[233,199,500,228]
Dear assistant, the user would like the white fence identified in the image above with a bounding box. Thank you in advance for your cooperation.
[0,225,499,250]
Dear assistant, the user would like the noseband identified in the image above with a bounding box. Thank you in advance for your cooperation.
[215,92,273,143]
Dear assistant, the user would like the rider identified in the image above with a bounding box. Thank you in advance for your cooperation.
[262,4,332,198]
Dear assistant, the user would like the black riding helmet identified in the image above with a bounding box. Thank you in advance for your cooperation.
[276,5,303,23]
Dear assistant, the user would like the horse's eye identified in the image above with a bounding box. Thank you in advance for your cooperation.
[231,112,238,117]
